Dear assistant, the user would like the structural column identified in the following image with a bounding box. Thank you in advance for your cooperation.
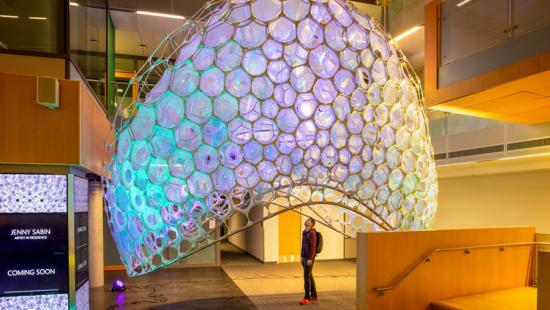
[88,180,104,287]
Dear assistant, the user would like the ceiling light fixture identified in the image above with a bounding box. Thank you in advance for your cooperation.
[393,25,422,42]
[70,2,79,6]
[29,16,47,20]
[456,0,473,7]
[0,15,19,19]
[498,152,550,161]
[136,10,185,20]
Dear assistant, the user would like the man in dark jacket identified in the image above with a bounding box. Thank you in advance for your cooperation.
[299,217,318,305]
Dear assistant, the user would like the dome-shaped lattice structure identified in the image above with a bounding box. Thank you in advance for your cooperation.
[103,0,438,276]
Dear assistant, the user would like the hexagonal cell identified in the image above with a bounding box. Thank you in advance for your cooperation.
[220,141,243,168]
[339,48,359,71]
[226,68,252,98]
[277,108,299,133]
[261,99,279,118]
[168,149,194,179]
[262,39,283,60]
[243,49,268,76]
[200,67,225,97]
[296,120,317,149]
[240,95,261,122]
[314,105,336,129]
[147,157,170,185]
[334,95,350,121]
[229,118,252,144]
[150,127,176,158]
[187,171,213,198]
[156,91,184,129]
[204,21,234,48]
[130,104,155,141]
[252,75,275,100]
[214,92,239,122]
[304,145,321,168]
[347,112,364,135]
[235,163,260,187]
[235,20,267,49]
[330,122,348,149]
[203,117,228,147]
[274,83,296,108]
[321,145,338,168]
[130,141,151,170]
[276,133,296,154]
[194,144,219,173]
[291,148,304,164]
[346,23,368,50]
[309,45,339,79]
[310,3,332,24]
[163,178,189,204]
[227,3,251,23]
[295,93,317,119]
[212,167,236,192]
[175,33,202,65]
[284,43,308,67]
[269,16,296,43]
[267,60,290,84]
[283,0,309,21]
[117,128,131,164]
[244,140,263,164]
[251,0,281,22]
[330,163,348,183]
[192,47,215,71]
[216,40,243,72]
[254,117,279,144]
[170,63,199,97]
[175,120,203,151]
[313,79,337,104]
[325,21,346,51]
[290,66,316,93]
[258,160,277,181]
[186,91,212,125]
[145,183,167,209]
[276,155,292,175]
[334,69,356,96]
[297,18,324,49]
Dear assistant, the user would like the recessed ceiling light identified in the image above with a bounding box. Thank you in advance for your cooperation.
[393,25,423,42]
[136,10,185,20]
[29,16,47,20]
[70,2,79,6]
[0,15,19,19]
[456,0,473,7]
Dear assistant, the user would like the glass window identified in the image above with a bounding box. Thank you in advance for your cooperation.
[440,0,509,65]
[0,0,64,53]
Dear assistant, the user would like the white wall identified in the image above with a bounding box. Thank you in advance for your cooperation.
[227,208,265,261]
[435,170,550,233]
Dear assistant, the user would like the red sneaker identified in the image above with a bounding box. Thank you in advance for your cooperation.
[311,295,319,301]
[300,298,312,305]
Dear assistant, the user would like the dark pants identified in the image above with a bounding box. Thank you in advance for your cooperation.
[301,257,317,299]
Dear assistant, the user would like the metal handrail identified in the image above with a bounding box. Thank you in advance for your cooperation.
[373,241,550,294]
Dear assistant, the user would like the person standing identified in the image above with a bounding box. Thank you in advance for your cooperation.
[300,218,318,305]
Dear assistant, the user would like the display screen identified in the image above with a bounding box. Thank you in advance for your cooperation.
[75,212,89,289]
[0,213,68,254]
[0,253,68,296]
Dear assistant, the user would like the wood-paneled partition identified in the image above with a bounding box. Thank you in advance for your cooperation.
[357,227,535,309]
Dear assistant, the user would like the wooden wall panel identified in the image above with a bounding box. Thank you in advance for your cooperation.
[0,54,66,79]
[0,73,80,165]
[357,227,535,310]
[80,84,111,175]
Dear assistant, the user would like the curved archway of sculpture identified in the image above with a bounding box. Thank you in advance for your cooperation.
[102,0,438,277]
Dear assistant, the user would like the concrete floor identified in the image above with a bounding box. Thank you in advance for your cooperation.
[90,242,356,309]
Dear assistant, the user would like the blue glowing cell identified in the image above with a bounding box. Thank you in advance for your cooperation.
[175,120,203,151]
[264,144,279,161]
[186,91,212,124]
[252,75,275,99]
[147,157,170,184]
[235,20,266,48]
[130,141,151,170]
[203,117,228,147]
[168,149,195,179]
[150,127,176,159]
[212,167,236,192]
[253,117,279,144]
[194,144,219,173]
[220,141,243,168]
[216,40,243,72]
[227,68,252,98]
[156,91,185,129]
[276,108,299,133]
[145,183,167,209]
[258,160,277,182]
[243,49,268,76]
[163,178,189,203]
[187,171,213,198]
[214,92,239,122]
[229,118,252,144]
[130,104,155,141]
[200,67,225,97]
[170,63,199,97]
[244,140,262,164]
[240,95,261,122]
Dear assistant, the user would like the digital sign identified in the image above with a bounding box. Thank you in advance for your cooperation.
[0,214,68,254]
[0,253,68,297]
